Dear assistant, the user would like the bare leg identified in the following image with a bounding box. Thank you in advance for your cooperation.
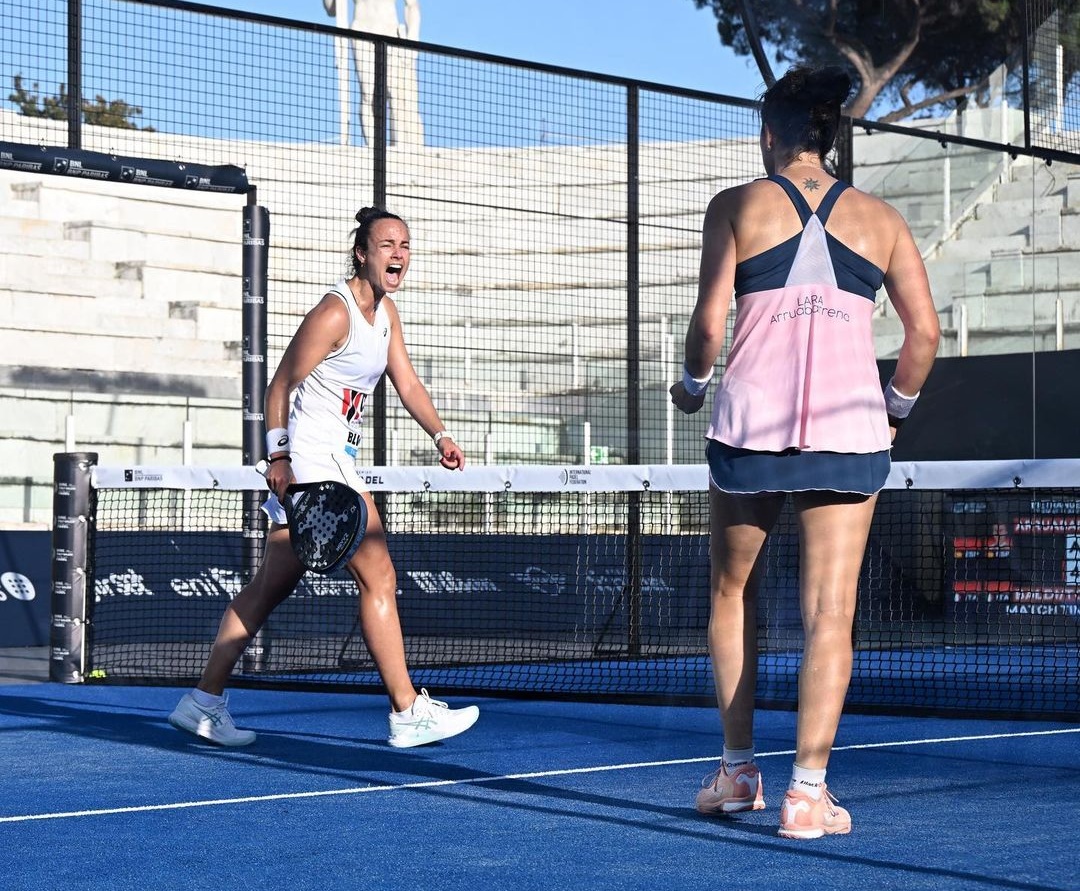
[708,489,785,750]
[345,494,417,713]
[197,525,303,695]
[791,491,878,769]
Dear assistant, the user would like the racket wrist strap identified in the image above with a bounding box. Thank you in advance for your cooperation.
[267,454,292,465]
[266,427,291,456]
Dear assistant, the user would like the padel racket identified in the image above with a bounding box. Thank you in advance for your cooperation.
[282,480,368,574]
[255,462,368,573]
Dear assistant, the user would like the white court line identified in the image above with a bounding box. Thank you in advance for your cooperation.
[2,726,1077,824]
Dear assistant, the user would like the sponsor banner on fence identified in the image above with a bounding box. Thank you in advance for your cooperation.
[947,492,1080,623]
[0,531,51,647]
[89,531,714,644]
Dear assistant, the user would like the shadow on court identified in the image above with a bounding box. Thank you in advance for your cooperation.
[1,684,1076,891]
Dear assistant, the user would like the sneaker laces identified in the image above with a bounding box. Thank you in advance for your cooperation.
[410,688,448,717]
[701,760,753,790]
[700,766,724,790]
[196,694,234,726]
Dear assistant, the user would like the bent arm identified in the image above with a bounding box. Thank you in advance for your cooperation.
[383,300,464,469]
[685,193,738,377]
[263,294,349,494]
[883,223,941,397]
[671,192,737,413]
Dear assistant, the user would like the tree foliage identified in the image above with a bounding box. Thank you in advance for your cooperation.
[692,0,1080,121]
[9,75,155,130]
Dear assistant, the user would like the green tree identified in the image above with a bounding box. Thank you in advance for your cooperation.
[692,0,1080,121]
[9,74,154,130]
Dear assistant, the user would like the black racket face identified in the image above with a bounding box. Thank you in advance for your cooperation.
[284,481,367,574]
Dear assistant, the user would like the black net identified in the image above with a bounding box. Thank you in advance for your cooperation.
[0,0,760,476]
[1026,0,1080,155]
[85,463,1080,719]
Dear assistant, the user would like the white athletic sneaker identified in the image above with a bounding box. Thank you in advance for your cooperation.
[168,692,257,747]
[387,689,479,748]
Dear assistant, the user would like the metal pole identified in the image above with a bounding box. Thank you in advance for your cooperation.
[1021,0,1032,151]
[626,84,642,657]
[334,1,350,145]
[50,451,97,683]
[67,0,82,149]
[241,200,270,671]
[371,41,389,470]
[370,40,390,532]
[736,0,776,87]
[835,116,853,184]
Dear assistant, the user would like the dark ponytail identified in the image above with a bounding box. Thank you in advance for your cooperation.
[761,65,852,161]
[351,206,407,277]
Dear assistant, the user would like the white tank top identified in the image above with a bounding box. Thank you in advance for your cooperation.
[288,280,392,461]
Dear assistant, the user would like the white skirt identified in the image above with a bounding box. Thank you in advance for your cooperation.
[261,451,368,525]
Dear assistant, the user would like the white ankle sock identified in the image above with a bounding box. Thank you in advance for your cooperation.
[722,747,755,769]
[190,688,224,708]
[392,696,419,717]
[789,764,826,800]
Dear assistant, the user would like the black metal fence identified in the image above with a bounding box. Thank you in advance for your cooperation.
[2,0,1078,473]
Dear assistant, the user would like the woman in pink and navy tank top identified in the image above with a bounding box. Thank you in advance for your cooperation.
[671,67,940,839]
[168,208,479,751]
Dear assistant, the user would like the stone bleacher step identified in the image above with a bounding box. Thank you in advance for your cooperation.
[953,288,1080,328]
[943,322,1079,356]
[65,221,239,274]
[119,263,241,306]
[0,253,144,299]
[1,173,240,240]
[1,289,196,340]
[169,301,242,342]
[934,234,1029,261]
[0,328,240,376]
[986,249,1080,292]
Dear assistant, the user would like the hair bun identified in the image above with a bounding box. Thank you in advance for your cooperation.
[355,206,376,224]
[802,66,852,107]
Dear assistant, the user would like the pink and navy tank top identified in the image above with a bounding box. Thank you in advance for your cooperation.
[706,176,891,455]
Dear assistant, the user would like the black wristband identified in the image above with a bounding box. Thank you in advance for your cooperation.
[267,454,292,464]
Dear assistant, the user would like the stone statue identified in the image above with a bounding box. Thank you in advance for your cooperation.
[323,0,424,146]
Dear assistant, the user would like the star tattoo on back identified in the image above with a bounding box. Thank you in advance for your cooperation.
[802,178,821,192]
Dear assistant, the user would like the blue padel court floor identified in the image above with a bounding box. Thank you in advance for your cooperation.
[1,683,1077,890]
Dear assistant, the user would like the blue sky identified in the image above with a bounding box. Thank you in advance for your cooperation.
[207,0,768,101]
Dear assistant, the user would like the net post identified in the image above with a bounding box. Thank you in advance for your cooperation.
[50,451,97,684]
[242,201,271,671]
[242,199,269,464]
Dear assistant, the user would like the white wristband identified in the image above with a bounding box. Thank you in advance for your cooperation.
[682,363,713,398]
[266,427,290,455]
[883,378,919,419]
[433,431,453,448]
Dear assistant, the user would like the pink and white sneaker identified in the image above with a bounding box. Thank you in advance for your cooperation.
[778,785,852,839]
[695,762,766,815]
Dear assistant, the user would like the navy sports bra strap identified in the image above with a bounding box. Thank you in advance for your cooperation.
[767,174,812,224]
[813,180,849,224]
